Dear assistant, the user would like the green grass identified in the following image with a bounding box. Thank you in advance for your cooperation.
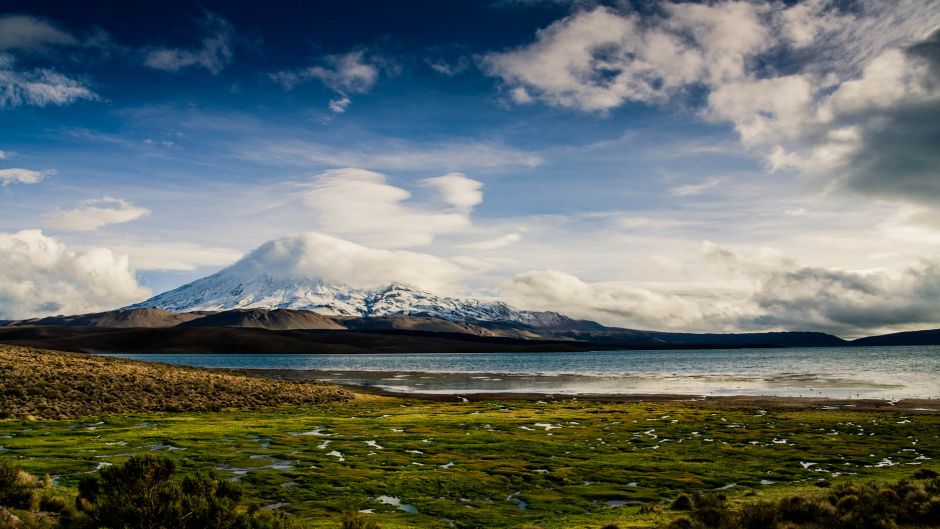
[1,397,937,528]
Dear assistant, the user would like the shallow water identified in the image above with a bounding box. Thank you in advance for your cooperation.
[101,345,940,399]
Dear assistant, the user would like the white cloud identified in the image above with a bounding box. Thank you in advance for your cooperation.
[501,242,940,337]
[111,242,242,271]
[670,177,722,197]
[0,150,7,159]
[297,168,482,248]
[143,12,233,74]
[252,138,543,171]
[503,269,738,331]
[229,232,465,293]
[0,167,47,186]
[45,197,151,231]
[458,232,523,250]
[482,4,768,112]
[0,15,77,51]
[0,229,150,319]
[422,172,483,209]
[271,50,382,112]
[483,1,940,205]
[0,54,97,108]
[328,95,351,113]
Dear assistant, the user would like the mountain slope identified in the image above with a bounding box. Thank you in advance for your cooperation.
[177,308,346,330]
[5,308,204,328]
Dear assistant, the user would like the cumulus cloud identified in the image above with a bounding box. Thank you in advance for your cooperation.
[271,50,383,113]
[0,15,78,52]
[0,54,97,108]
[483,1,940,205]
[297,167,483,248]
[45,197,151,231]
[228,232,465,292]
[501,242,940,337]
[143,12,234,74]
[422,173,483,209]
[0,167,47,185]
[745,261,940,337]
[503,269,738,331]
[0,229,150,319]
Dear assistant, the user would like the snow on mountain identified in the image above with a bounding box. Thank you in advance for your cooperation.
[128,235,569,327]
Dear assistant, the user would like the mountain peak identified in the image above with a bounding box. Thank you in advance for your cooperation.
[128,235,561,325]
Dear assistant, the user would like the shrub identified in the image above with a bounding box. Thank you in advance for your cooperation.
[68,454,293,529]
[736,500,777,529]
[666,516,696,529]
[671,493,694,511]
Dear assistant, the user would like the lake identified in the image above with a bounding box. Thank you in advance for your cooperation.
[101,345,940,399]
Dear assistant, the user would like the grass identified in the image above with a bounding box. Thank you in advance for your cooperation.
[1,395,937,528]
[0,345,351,419]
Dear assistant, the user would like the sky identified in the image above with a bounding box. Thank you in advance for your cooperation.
[0,0,938,337]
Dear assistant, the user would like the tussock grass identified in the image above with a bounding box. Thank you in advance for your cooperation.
[0,345,352,419]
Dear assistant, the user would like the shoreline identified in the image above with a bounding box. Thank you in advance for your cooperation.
[239,367,940,413]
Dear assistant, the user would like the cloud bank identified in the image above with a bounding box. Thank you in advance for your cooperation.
[483,1,940,206]
[0,230,149,319]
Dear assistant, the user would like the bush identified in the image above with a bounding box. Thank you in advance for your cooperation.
[671,493,694,511]
[67,454,293,529]
[735,500,777,529]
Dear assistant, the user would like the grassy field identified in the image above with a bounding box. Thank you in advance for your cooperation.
[0,345,351,419]
[1,395,937,528]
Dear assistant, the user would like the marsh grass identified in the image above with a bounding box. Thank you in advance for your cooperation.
[0,345,351,419]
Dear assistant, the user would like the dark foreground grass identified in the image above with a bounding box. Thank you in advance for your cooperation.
[0,345,352,419]
[1,394,937,528]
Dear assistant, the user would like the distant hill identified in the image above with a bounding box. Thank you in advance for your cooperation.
[851,328,940,346]
[7,308,204,328]
[644,331,848,348]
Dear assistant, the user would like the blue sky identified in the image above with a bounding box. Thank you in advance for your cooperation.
[1,0,939,337]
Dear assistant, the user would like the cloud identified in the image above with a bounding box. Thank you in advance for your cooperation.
[0,167,47,186]
[503,269,734,331]
[0,229,150,319]
[45,197,151,231]
[458,232,523,250]
[483,1,940,206]
[143,12,234,74]
[481,4,767,112]
[422,173,483,209]
[670,177,722,197]
[252,138,543,171]
[228,232,465,293]
[500,241,940,337]
[746,261,940,337]
[425,56,470,76]
[111,242,242,271]
[0,15,78,52]
[271,50,383,113]
[0,54,97,108]
[296,168,482,248]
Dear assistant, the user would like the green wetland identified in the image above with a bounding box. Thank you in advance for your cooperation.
[2,396,938,528]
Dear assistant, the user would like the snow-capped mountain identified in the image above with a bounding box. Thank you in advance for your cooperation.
[128,235,570,327]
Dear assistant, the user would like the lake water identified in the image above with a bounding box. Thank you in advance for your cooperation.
[101,346,940,399]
